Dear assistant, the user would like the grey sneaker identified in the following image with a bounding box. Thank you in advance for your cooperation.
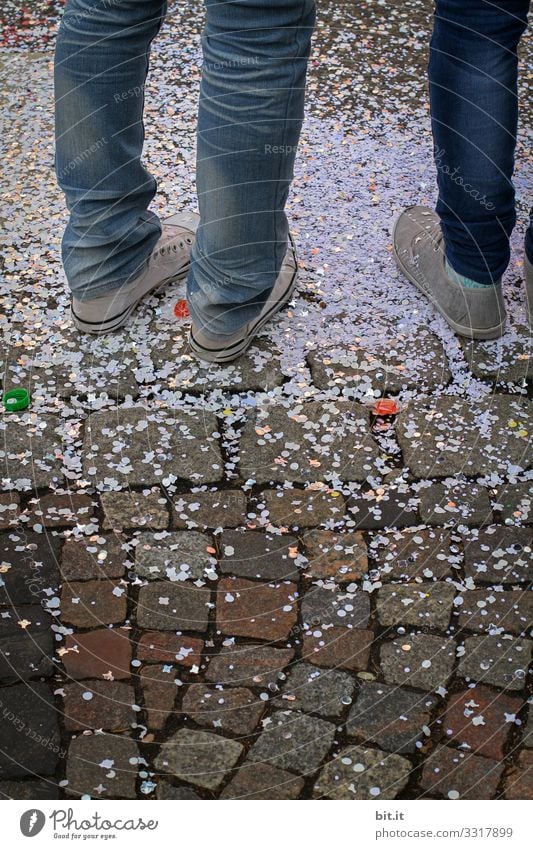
[525,252,533,326]
[188,233,298,364]
[71,211,200,334]
[393,206,506,340]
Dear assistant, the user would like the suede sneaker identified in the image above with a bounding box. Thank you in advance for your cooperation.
[393,206,506,340]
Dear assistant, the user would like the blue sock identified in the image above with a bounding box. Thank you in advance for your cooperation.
[445,258,496,289]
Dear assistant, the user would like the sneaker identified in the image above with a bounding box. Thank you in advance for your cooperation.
[393,206,506,340]
[188,233,298,363]
[524,252,533,326]
[71,211,200,334]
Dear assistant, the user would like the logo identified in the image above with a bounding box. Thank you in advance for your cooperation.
[20,810,46,837]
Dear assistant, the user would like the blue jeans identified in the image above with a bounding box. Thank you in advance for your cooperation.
[430,0,531,284]
[54,0,315,335]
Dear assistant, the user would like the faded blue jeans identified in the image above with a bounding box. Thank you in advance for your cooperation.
[55,0,315,335]
[430,0,531,284]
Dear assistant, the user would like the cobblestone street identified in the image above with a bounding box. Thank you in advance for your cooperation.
[0,0,531,801]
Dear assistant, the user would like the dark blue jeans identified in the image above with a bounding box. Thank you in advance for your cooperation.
[430,0,531,284]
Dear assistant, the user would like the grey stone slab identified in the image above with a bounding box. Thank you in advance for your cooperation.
[66,734,139,799]
[463,525,533,584]
[376,582,456,630]
[308,330,451,393]
[346,486,420,529]
[461,328,532,384]
[457,635,532,691]
[136,581,211,631]
[0,413,69,488]
[0,682,62,779]
[248,710,335,774]
[369,528,455,582]
[205,644,294,688]
[218,529,300,581]
[493,481,532,524]
[0,606,54,682]
[154,728,243,791]
[238,400,379,484]
[101,489,169,530]
[398,396,531,479]
[380,634,456,691]
[418,481,493,527]
[156,781,201,799]
[172,490,247,529]
[275,662,355,718]
[61,535,127,580]
[301,586,370,630]
[313,744,411,799]
[457,589,533,636]
[82,406,224,488]
[346,682,437,753]
[0,779,61,800]
[258,487,346,528]
[134,531,216,581]
[0,530,61,607]
[220,761,304,799]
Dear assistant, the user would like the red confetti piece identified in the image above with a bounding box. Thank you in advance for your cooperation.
[174,299,189,318]
[373,399,399,416]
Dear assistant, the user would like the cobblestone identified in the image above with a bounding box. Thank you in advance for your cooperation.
[376,581,456,630]
[134,530,215,581]
[301,586,370,630]
[182,685,265,735]
[62,680,137,732]
[220,761,304,799]
[418,480,493,527]
[0,606,54,682]
[346,682,438,753]
[22,494,94,528]
[218,529,300,581]
[60,580,127,626]
[0,413,68,488]
[66,733,139,798]
[0,493,19,529]
[503,750,533,799]
[442,684,523,760]
[0,530,61,606]
[257,487,346,528]
[457,589,533,636]
[369,528,455,581]
[217,577,298,640]
[248,710,335,774]
[380,634,456,691]
[463,526,531,583]
[301,529,367,581]
[136,632,203,667]
[172,490,247,529]
[457,635,532,690]
[313,745,411,799]
[60,628,132,680]
[205,644,294,688]
[346,486,419,530]
[302,627,374,671]
[61,535,127,580]
[420,745,504,799]
[154,728,243,790]
[275,662,355,718]
[0,682,61,779]
[139,664,179,730]
[136,581,211,631]
[101,489,168,530]
[493,481,532,524]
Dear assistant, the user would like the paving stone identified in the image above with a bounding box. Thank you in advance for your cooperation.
[136,582,211,631]
[60,628,132,680]
[522,711,533,748]
[82,406,224,488]
[376,582,456,630]
[0,606,54,682]
[275,662,355,718]
[370,528,455,582]
[398,396,530,479]
[205,644,294,688]
[308,330,450,393]
[346,486,419,530]
[217,577,297,641]
[443,684,523,760]
[101,489,168,530]
[300,529,367,581]
[238,401,379,484]
[420,745,504,800]
[66,733,139,799]
[156,781,201,799]
[302,627,374,672]
[493,481,532,524]
[503,749,533,799]
[0,493,19,529]
[301,586,370,630]
[457,589,533,636]
[136,632,203,667]
[134,530,216,582]
[461,330,532,384]
[60,580,127,627]
[457,635,532,690]
[257,487,346,528]
[248,710,335,774]
[313,744,411,799]
[182,685,265,735]
[347,682,437,753]
[0,530,61,606]
[22,494,94,529]
[151,332,285,392]
[463,525,531,584]
[418,480,493,527]
[380,634,456,691]
[139,664,179,730]
[0,779,61,799]
[0,682,62,779]
[154,728,243,791]
[0,413,68,488]
[172,490,247,529]
[218,529,299,581]
[220,761,305,799]
[61,535,127,580]
[62,680,137,732]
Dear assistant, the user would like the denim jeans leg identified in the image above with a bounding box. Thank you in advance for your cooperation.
[186,0,316,337]
[429,0,529,284]
[55,0,167,301]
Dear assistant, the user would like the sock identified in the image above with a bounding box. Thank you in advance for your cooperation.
[445,258,496,288]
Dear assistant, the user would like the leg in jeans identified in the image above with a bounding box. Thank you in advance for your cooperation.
[187,0,316,337]
[429,0,530,285]
[55,0,167,301]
